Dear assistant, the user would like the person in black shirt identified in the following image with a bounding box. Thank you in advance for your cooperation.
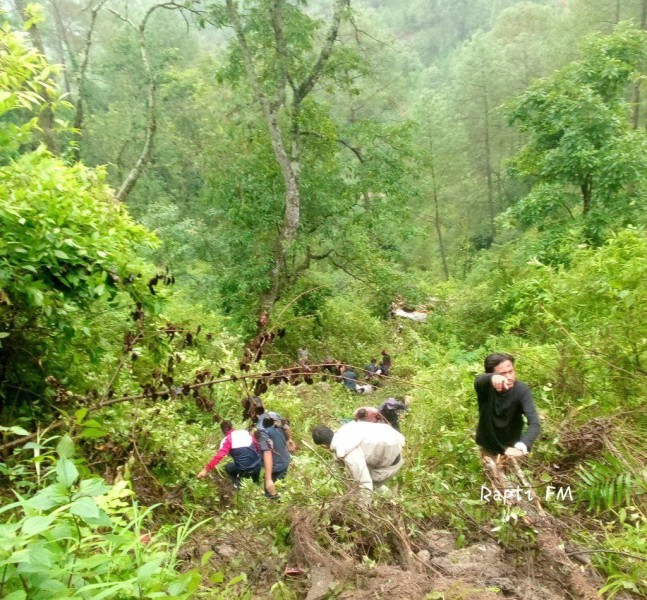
[378,397,409,431]
[474,353,540,457]
[379,349,391,377]
[364,358,379,379]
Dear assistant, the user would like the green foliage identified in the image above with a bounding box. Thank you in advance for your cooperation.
[596,509,647,599]
[494,228,647,406]
[0,23,63,161]
[0,149,156,316]
[577,456,646,513]
[0,25,158,405]
[506,23,647,238]
[2,3,647,598]
[0,437,205,599]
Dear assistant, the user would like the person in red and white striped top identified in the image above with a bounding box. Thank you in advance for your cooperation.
[197,420,262,489]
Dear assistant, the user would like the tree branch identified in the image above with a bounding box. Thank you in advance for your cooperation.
[328,257,380,292]
[271,0,295,105]
[301,129,364,162]
[294,0,349,104]
[110,2,189,202]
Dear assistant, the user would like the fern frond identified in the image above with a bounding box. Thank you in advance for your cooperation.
[577,456,643,513]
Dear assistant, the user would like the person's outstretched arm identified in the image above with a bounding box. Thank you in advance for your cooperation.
[263,450,277,495]
[197,433,232,477]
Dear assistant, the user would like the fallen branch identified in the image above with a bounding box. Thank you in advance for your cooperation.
[1,361,409,453]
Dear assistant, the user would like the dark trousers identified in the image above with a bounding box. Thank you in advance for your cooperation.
[225,462,261,488]
[264,467,288,496]
[380,409,400,431]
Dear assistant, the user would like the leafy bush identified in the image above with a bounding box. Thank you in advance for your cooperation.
[0,436,205,599]
[0,24,158,406]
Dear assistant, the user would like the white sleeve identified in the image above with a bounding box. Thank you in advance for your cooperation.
[514,441,528,455]
[343,447,373,491]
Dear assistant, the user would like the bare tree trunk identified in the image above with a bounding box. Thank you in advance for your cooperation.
[227,1,298,310]
[70,0,109,162]
[428,144,449,280]
[49,0,73,95]
[110,6,161,203]
[14,0,60,155]
[482,89,496,240]
[632,82,642,131]
[632,0,647,129]
[581,178,592,215]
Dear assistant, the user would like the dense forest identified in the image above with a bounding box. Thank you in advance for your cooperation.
[1,0,646,598]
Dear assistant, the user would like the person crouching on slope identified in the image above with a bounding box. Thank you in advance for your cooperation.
[242,396,295,500]
[256,410,293,500]
[312,421,405,493]
[475,352,541,458]
[197,420,262,488]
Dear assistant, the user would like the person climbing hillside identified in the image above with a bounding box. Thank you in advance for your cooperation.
[379,349,392,377]
[364,358,379,379]
[474,352,541,457]
[242,396,295,499]
[197,420,262,488]
[339,364,358,391]
[312,421,405,493]
[378,397,409,431]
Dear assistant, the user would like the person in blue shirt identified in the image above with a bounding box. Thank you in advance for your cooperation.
[257,411,292,498]
[339,365,358,391]
[364,358,379,379]
[242,396,294,499]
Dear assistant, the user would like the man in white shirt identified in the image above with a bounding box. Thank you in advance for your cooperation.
[312,421,405,492]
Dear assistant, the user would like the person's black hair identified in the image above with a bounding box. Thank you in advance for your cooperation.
[220,420,233,435]
[370,358,377,363]
[484,352,515,373]
[312,425,334,447]
[355,409,367,421]
[242,395,265,421]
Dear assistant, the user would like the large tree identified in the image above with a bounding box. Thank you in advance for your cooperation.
[507,24,647,235]
[215,0,350,316]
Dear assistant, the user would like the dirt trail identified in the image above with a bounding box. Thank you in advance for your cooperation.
[284,456,607,600]
[302,529,589,600]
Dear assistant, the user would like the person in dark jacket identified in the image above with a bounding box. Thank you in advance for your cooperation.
[197,420,262,488]
[474,353,541,457]
[339,365,358,391]
[256,410,292,499]
[364,358,379,379]
[379,349,391,377]
[378,397,409,431]
[241,396,295,499]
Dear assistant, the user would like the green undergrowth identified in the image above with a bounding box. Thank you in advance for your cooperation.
[3,229,647,598]
[4,289,647,597]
